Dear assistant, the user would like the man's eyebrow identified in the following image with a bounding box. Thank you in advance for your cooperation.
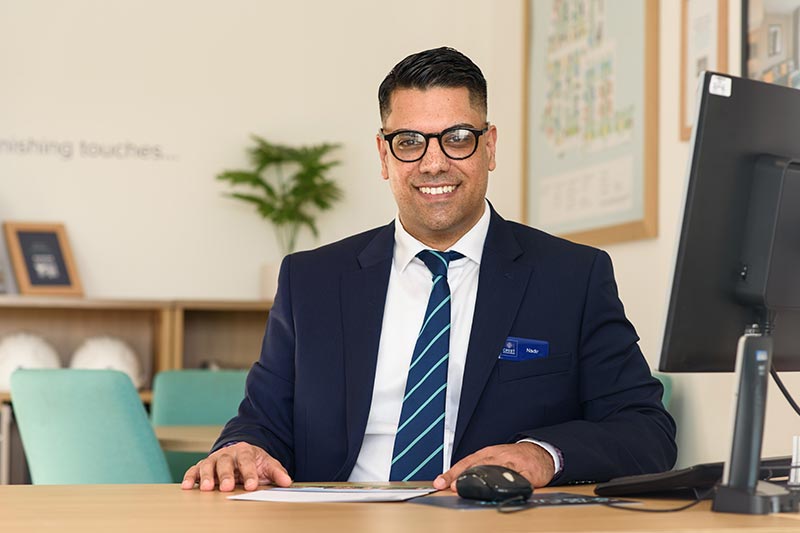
[387,122,479,134]
[440,122,478,130]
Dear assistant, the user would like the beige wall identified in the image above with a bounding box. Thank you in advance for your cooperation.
[1,0,797,469]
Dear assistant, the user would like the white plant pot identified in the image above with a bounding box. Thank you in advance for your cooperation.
[260,262,280,300]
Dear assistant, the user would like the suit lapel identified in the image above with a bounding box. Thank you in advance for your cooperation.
[453,210,533,454]
[339,222,394,475]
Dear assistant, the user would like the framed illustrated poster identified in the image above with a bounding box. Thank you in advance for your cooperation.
[3,222,83,296]
[523,0,659,246]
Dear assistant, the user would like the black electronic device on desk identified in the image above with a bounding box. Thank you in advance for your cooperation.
[659,71,800,514]
[595,456,792,500]
[456,465,533,502]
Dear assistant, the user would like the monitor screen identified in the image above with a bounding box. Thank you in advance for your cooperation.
[660,72,800,372]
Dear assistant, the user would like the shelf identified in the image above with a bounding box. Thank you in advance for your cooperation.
[1,390,153,404]
[0,297,170,389]
[0,295,166,310]
[172,300,271,370]
[0,297,272,385]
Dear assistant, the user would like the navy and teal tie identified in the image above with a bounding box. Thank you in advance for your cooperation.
[390,249,464,481]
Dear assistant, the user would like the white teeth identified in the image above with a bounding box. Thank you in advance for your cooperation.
[419,185,456,195]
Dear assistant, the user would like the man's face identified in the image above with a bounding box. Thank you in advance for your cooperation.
[376,87,497,250]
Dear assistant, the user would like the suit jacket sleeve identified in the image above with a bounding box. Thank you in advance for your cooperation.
[515,250,676,484]
[211,255,297,473]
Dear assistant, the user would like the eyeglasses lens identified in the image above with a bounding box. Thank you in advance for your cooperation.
[441,129,477,159]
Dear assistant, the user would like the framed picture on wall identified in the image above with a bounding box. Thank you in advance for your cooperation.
[3,222,83,296]
[743,0,800,87]
[523,0,659,246]
[0,226,17,294]
[680,0,729,141]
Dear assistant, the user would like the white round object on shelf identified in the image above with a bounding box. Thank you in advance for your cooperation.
[70,336,144,389]
[0,333,61,392]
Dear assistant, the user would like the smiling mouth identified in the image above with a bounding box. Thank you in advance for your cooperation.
[418,185,457,195]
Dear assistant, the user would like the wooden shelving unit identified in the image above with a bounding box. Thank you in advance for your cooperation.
[0,296,171,390]
[0,296,271,391]
[171,300,271,370]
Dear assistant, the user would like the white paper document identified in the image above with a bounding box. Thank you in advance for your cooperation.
[228,486,435,503]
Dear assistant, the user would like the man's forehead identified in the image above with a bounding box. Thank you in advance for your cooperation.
[383,87,485,129]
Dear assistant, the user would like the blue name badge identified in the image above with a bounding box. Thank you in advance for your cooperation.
[499,336,550,361]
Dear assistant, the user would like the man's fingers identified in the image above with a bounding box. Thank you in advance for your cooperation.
[180,442,294,492]
[236,447,261,491]
[216,452,238,492]
[433,472,451,490]
[198,454,223,491]
[448,455,482,490]
[262,458,293,488]
[239,446,292,489]
[434,443,556,492]
[434,453,481,490]
[181,464,199,490]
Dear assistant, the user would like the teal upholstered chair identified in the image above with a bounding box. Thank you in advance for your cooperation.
[653,372,673,410]
[10,369,171,484]
[150,369,247,482]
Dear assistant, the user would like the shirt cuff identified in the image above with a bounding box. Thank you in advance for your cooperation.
[517,438,563,478]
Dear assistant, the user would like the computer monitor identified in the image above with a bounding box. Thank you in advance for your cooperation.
[660,72,800,373]
[659,72,800,514]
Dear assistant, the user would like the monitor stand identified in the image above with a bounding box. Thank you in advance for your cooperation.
[712,327,799,514]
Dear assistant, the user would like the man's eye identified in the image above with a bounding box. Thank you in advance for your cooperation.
[395,135,424,149]
[443,130,473,146]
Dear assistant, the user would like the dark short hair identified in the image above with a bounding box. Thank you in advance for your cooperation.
[378,47,487,123]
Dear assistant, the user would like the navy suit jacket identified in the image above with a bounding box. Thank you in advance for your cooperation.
[214,207,677,484]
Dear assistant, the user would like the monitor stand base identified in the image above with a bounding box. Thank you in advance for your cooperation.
[712,481,799,514]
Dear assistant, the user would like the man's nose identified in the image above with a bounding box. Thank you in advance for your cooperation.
[417,139,450,174]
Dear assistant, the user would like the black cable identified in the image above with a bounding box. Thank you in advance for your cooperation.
[600,487,715,513]
[496,495,530,513]
[770,365,800,416]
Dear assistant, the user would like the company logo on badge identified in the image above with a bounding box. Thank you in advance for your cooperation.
[502,339,517,357]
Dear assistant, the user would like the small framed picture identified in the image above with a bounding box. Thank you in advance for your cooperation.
[2,222,83,296]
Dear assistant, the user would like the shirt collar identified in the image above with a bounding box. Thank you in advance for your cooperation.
[393,199,491,272]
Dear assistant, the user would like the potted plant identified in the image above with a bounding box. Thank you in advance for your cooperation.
[217,135,343,298]
[217,135,343,256]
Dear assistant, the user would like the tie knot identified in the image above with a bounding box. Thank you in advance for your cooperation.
[416,249,464,279]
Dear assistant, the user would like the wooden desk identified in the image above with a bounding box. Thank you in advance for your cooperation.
[0,483,798,532]
[153,425,222,453]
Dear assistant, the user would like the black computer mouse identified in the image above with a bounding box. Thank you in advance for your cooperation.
[455,464,533,502]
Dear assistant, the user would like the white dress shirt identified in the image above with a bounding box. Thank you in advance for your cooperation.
[348,202,489,482]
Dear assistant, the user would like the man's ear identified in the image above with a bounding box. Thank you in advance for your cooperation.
[485,124,498,172]
[376,134,390,180]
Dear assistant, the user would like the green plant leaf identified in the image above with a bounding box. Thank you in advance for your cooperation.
[217,135,344,255]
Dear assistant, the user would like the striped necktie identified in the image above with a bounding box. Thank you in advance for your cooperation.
[390,249,464,481]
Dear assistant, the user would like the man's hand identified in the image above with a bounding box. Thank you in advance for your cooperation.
[181,442,292,492]
[432,442,555,491]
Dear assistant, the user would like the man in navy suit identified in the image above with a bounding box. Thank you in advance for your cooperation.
[183,47,676,492]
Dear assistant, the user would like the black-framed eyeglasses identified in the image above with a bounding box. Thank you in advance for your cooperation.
[380,125,489,163]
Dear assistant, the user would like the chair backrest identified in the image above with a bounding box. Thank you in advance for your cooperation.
[11,369,172,484]
[150,369,248,482]
[653,372,673,410]
[150,369,247,426]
